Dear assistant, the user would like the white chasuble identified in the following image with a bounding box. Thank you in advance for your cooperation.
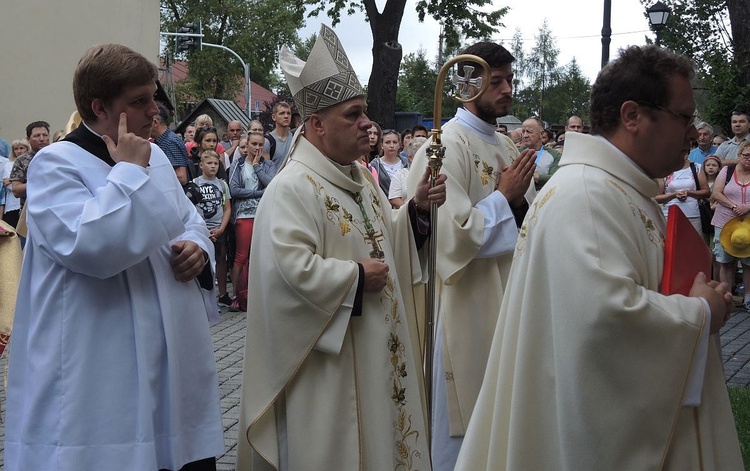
[455,132,743,471]
[237,137,430,471]
[5,142,224,471]
[406,109,536,443]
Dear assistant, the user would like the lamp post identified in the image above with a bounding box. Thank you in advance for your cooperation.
[601,0,612,69]
[647,1,671,47]
[161,27,253,119]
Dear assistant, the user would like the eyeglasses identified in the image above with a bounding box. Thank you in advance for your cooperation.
[382,129,398,136]
[739,152,750,159]
[637,102,697,128]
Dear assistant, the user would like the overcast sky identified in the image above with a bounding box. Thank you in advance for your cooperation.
[299,0,655,85]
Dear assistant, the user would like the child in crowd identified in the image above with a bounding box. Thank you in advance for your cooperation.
[194,150,233,307]
[703,154,723,272]
[191,127,228,180]
[704,155,722,199]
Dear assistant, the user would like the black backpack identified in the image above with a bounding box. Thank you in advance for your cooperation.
[265,133,276,160]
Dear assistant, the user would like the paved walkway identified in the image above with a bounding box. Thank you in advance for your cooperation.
[0,305,749,470]
[721,308,750,386]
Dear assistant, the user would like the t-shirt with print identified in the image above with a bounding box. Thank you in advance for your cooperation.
[194,175,230,230]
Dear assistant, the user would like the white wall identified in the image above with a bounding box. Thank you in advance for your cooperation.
[0,0,159,144]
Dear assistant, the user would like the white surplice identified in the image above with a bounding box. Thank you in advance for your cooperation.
[5,140,224,471]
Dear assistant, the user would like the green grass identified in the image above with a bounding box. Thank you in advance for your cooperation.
[729,386,750,469]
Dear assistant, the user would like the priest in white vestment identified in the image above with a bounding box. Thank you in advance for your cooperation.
[5,44,224,471]
[456,45,743,471]
[236,25,446,471]
[406,41,536,470]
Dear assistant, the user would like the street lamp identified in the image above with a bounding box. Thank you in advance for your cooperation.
[601,0,612,69]
[647,1,671,47]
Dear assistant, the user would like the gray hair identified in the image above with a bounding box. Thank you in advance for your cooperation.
[406,137,428,158]
[694,121,713,134]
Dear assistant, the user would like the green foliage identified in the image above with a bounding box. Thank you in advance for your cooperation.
[509,25,591,126]
[303,0,507,51]
[639,0,750,133]
[395,50,456,119]
[415,0,508,51]
[728,386,750,467]
[543,59,592,125]
[304,0,508,126]
[160,0,305,117]
[292,33,318,61]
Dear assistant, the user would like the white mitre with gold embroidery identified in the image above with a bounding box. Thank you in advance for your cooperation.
[279,24,364,120]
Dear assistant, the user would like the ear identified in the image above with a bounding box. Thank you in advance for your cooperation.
[91,98,108,122]
[307,114,326,137]
[620,100,641,134]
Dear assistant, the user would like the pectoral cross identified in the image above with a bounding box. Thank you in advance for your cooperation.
[364,229,386,259]
[452,65,482,99]
[350,191,386,259]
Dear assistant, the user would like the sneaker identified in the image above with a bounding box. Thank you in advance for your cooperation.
[218,294,234,307]
[229,299,241,312]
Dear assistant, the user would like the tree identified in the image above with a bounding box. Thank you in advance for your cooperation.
[395,50,436,118]
[509,29,528,90]
[393,49,457,120]
[160,0,305,116]
[508,24,590,126]
[304,0,509,127]
[543,59,591,125]
[639,0,750,133]
[526,21,560,119]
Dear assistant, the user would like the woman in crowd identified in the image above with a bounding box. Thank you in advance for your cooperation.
[249,119,264,134]
[399,128,413,161]
[712,140,750,308]
[389,136,427,208]
[367,122,382,163]
[713,134,728,148]
[186,114,225,156]
[2,139,28,227]
[229,131,275,311]
[370,129,408,198]
[656,152,709,234]
[231,120,265,162]
[191,127,228,181]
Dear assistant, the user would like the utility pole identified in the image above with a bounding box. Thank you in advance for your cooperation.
[161,23,253,119]
[601,0,612,69]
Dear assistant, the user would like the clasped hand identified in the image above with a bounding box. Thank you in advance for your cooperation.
[496,148,535,205]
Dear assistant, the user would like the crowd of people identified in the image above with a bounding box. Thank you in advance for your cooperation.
[0,22,746,471]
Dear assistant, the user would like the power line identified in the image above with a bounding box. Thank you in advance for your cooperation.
[497,29,650,42]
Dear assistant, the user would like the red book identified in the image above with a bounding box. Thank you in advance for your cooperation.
[661,205,712,295]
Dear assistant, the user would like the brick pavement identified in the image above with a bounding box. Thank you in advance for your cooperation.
[722,308,750,386]
[0,306,748,470]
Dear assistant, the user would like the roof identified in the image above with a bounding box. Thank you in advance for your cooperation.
[159,59,276,115]
[175,98,250,135]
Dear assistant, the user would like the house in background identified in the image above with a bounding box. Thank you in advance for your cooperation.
[174,98,250,138]
[160,59,276,130]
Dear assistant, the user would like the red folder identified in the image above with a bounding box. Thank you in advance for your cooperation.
[661,205,712,295]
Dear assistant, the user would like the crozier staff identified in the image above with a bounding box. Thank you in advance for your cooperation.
[236,24,445,471]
